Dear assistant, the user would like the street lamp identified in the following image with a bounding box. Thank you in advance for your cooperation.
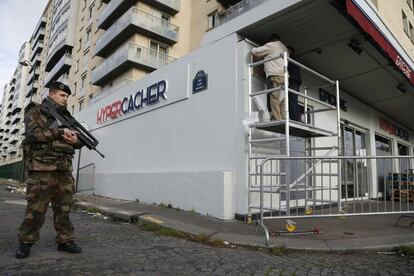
[19,59,36,103]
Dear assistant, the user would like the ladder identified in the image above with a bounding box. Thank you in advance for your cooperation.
[247,52,342,218]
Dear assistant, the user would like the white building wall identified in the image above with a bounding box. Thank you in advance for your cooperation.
[75,33,245,219]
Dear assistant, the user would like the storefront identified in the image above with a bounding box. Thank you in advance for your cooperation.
[74,0,414,219]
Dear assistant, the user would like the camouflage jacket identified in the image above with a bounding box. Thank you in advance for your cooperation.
[23,98,83,172]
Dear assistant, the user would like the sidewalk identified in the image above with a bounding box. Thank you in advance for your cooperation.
[73,193,414,252]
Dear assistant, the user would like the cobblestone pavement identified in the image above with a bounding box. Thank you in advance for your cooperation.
[0,189,413,275]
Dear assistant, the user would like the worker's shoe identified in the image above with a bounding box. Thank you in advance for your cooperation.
[15,242,32,259]
[57,240,82,254]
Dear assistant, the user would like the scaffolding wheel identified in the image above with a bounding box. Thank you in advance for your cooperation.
[285,219,297,232]
[305,207,313,215]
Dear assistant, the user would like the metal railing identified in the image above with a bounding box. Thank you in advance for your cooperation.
[215,0,269,26]
[96,7,179,54]
[92,41,176,84]
[254,155,414,243]
[247,50,341,220]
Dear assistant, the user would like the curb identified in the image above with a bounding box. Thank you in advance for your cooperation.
[73,200,414,252]
[74,201,145,224]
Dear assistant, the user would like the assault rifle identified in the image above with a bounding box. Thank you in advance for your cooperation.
[42,100,105,158]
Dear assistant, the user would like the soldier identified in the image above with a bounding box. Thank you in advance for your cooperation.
[16,81,83,259]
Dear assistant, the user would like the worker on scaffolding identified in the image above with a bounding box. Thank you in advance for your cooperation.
[287,46,302,122]
[251,33,288,121]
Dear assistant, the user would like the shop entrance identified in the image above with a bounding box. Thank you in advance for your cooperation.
[375,134,392,197]
[341,125,368,199]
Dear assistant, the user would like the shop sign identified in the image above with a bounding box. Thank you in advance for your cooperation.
[319,88,348,111]
[96,80,167,124]
[379,116,409,141]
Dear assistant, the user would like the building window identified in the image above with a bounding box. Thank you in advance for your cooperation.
[81,74,86,88]
[78,38,82,51]
[136,47,142,58]
[408,0,413,10]
[89,2,95,19]
[410,22,414,43]
[150,41,168,65]
[208,11,218,29]
[79,100,84,111]
[73,81,77,95]
[71,105,75,114]
[86,28,91,42]
[403,10,409,36]
[75,60,79,72]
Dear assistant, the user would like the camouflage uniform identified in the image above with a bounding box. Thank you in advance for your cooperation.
[18,98,82,244]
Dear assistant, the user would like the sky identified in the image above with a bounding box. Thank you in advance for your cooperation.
[0,0,49,103]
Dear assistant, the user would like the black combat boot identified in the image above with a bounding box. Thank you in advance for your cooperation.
[16,242,32,259]
[57,240,82,254]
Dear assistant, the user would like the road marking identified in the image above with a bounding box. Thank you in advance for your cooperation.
[141,215,164,224]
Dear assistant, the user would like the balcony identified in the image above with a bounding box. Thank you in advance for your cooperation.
[140,0,180,15]
[31,54,42,66]
[9,146,17,154]
[92,41,176,86]
[27,68,40,86]
[11,104,22,115]
[26,80,39,98]
[33,27,46,44]
[215,0,269,26]
[11,113,21,124]
[95,7,179,57]
[98,0,138,30]
[8,92,14,101]
[33,16,47,39]
[44,53,72,87]
[30,41,44,61]
[45,39,73,71]
[9,135,19,145]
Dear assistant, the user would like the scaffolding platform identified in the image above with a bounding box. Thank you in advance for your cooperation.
[253,120,334,138]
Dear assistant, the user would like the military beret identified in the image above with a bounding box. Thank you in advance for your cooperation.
[50,81,71,95]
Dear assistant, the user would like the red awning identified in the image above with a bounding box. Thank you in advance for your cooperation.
[344,0,414,85]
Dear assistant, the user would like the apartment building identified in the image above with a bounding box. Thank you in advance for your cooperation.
[0,0,234,176]
[0,42,31,162]
[368,0,414,57]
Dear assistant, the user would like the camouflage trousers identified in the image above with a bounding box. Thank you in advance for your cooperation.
[18,171,75,244]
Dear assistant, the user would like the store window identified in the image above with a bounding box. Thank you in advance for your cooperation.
[341,125,368,199]
[375,134,392,197]
[398,143,410,173]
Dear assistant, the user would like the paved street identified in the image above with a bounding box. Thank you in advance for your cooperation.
[0,188,413,275]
